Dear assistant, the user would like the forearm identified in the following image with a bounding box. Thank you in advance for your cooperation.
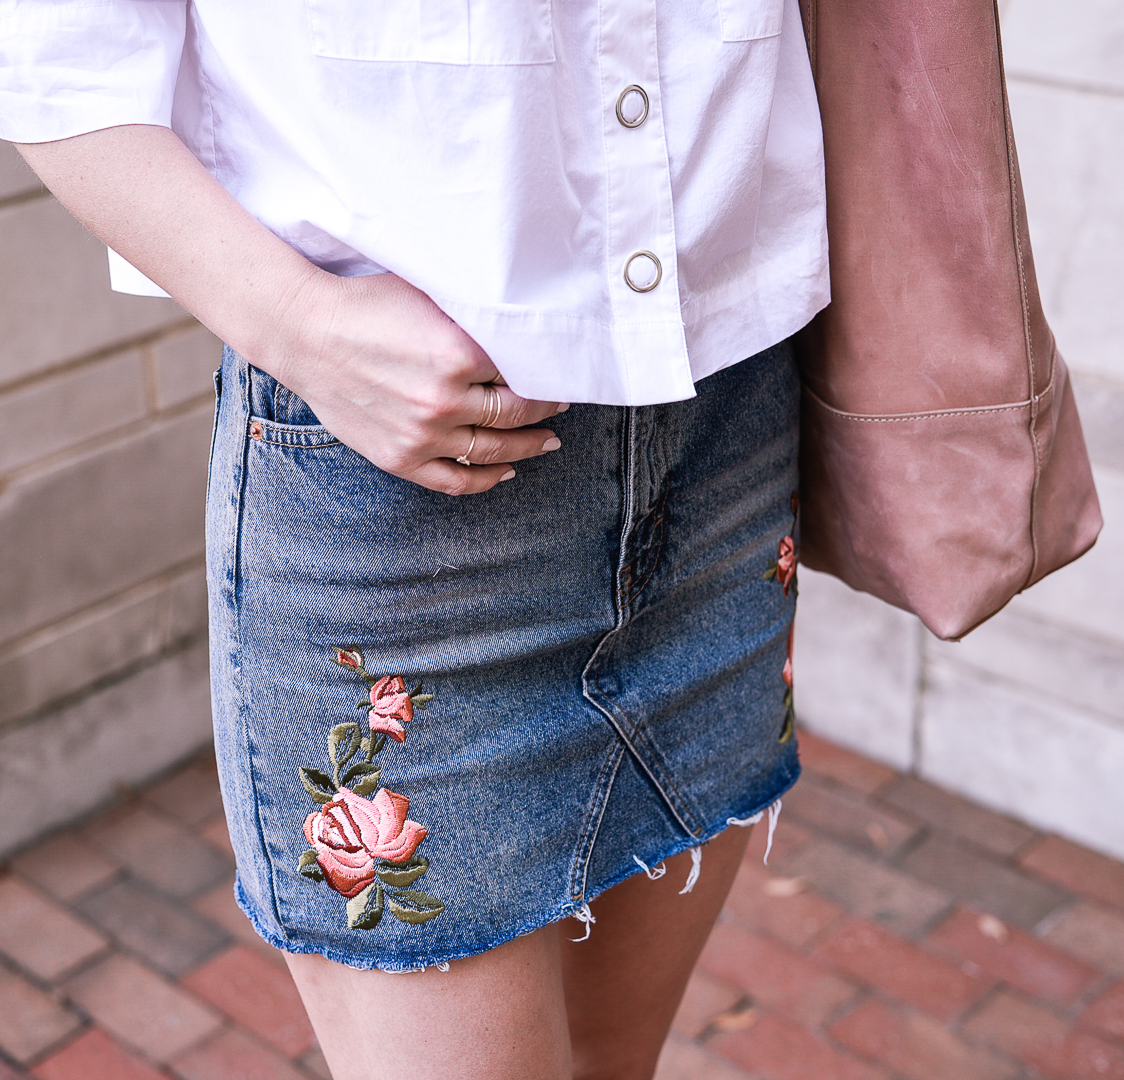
[14,124,331,381]
[15,123,562,495]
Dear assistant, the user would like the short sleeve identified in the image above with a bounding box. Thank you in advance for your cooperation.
[0,0,187,143]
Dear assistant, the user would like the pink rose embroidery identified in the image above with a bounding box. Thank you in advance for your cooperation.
[775,535,796,595]
[367,675,414,742]
[304,787,428,898]
[783,623,794,688]
[298,651,442,932]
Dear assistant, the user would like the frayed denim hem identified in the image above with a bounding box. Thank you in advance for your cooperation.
[232,761,800,972]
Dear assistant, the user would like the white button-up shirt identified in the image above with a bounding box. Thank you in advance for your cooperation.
[0,0,829,405]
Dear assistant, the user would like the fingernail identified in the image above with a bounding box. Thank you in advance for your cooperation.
[500,468,516,481]
[542,437,562,452]
[555,403,571,414]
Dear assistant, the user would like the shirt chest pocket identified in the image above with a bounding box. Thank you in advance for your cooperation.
[718,0,786,41]
[306,0,555,64]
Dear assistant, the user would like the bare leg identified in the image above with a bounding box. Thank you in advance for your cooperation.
[284,824,750,1080]
[285,924,572,1080]
[561,825,754,1080]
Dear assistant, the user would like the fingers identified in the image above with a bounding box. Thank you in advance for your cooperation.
[452,424,561,467]
[472,382,569,431]
[412,459,517,497]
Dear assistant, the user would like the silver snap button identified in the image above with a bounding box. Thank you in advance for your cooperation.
[624,250,662,293]
[615,84,649,128]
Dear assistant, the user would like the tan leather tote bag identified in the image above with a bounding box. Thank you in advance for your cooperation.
[795,0,1103,640]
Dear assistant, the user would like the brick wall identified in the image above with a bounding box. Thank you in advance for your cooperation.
[0,142,220,854]
[796,0,1124,860]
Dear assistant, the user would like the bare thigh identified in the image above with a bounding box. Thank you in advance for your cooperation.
[285,927,572,1080]
[561,824,753,1080]
[284,825,751,1080]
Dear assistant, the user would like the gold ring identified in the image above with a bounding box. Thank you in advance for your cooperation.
[455,428,478,466]
[479,384,502,429]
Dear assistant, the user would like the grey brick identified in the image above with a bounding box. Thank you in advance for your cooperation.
[143,754,224,827]
[0,405,211,644]
[11,832,119,902]
[0,349,147,475]
[0,564,207,727]
[151,324,222,409]
[1009,462,1122,648]
[1005,83,1124,386]
[78,878,229,975]
[1072,372,1124,473]
[921,658,1124,864]
[928,607,1124,726]
[85,805,230,900]
[0,966,80,1064]
[1002,0,1124,94]
[0,141,43,202]
[782,773,920,859]
[1043,901,1124,975]
[64,954,221,1062]
[877,775,1038,859]
[900,836,1068,929]
[0,639,212,857]
[794,568,921,771]
[776,838,950,937]
[0,197,184,386]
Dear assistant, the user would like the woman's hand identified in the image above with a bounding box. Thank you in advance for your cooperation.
[16,125,565,495]
[278,271,566,495]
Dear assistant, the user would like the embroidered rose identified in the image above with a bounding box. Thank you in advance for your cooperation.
[776,535,796,595]
[366,675,414,742]
[334,647,364,670]
[304,786,428,898]
[783,623,794,688]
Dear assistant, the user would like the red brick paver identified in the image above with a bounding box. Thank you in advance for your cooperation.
[829,998,1017,1080]
[700,922,858,1028]
[181,944,316,1057]
[1082,980,1124,1041]
[814,916,992,1021]
[3,735,1124,1080]
[31,1030,164,1080]
[711,1013,890,1080]
[925,906,1099,1006]
[1020,834,1124,911]
[171,1027,311,1080]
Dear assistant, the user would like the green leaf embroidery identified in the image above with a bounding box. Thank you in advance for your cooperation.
[763,565,777,582]
[376,855,429,887]
[329,723,363,777]
[342,762,382,796]
[346,881,385,930]
[779,710,795,744]
[297,850,324,881]
[387,889,445,925]
[299,767,337,803]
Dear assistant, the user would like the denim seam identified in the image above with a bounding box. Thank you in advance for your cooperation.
[568,738,626,902]
[580,407,702,838]
[246,416,341,448]
[233,359,291,940]
[587,672,704,837]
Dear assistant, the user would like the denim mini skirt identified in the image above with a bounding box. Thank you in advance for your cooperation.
[206,341,802,971]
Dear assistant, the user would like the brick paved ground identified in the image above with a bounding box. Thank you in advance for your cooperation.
[1,732,1122,1079]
